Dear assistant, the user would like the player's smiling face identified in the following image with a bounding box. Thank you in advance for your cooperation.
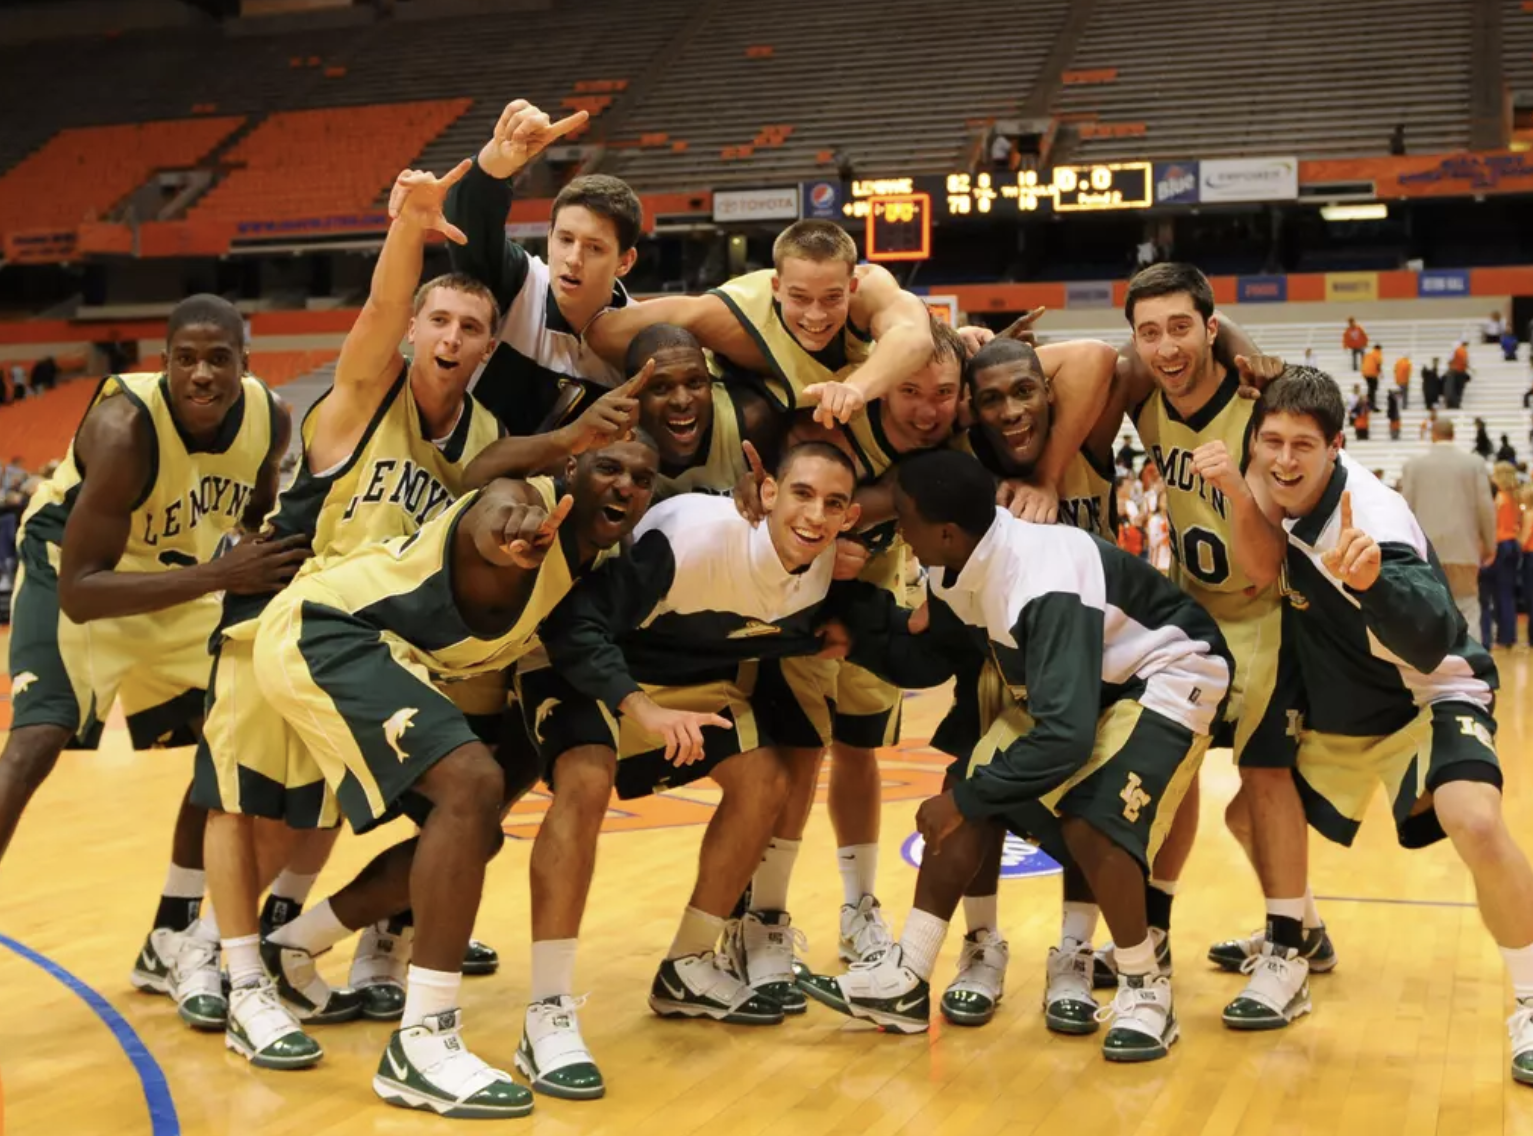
[408,286,495,392]
[1132,293,1217,404]
[1254,410,1339,516]
[883,355,960,452]
[773,257,855,353]
[568,438,658,551]
[637,346,713,465]
[970,359,1052,472]
[549,205,635,317]
[760,454,860,571]
[163,323,245,439]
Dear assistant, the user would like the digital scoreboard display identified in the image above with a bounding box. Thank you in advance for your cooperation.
[863,193,931,262]
[843,163,1154,223]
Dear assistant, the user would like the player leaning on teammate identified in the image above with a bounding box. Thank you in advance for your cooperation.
[0,296,303,994]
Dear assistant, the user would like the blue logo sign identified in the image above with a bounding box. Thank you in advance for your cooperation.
[1153,161,1199,205]
[801,180,841,220]
[901,831,1062,879]
[1418,268,1470,297]
[1237,275,1288,303]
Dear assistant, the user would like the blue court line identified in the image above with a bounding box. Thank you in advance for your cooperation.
[0,931,179,1135]
[1314,894,1479,909]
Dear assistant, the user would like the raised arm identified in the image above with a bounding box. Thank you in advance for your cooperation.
[803,265,932,426]
[583,293,746,369]
[57,398,308,622]
[1190,438,1288,589]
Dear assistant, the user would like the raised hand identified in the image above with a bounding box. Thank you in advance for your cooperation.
[732,440,770,525]
[388,160,473,244]
[802,380,865,429]
[997,305,1048,346]
[1320,490,1381,591]
[957,324,994,358]
[566,359,653,455]
[501,493,574,569]
[1190,439,1245,499]
[832,536,870,581]
[478,99,590,180]
[1003,481,1059,523]
[1233,352,1286,400]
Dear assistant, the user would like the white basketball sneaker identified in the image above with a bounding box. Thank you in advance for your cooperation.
[374,1008,533,1119]
[941,929,1009,1026]
[800,945,930,1034]
[515,995,604,1100]
[350,919,411,1021]
[839,894,895,964]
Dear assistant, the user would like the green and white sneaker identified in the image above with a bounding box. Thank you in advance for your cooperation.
[260,938,364,1024]
[463,939,499,976]
[839,894,895,964]
[729,910,809,1015]
[799,945,930,1034]
[1222,945,1312,1030]
[1099,973,1178,1062]
[942,929,1009,1027]
[130,927,180,995]
[350,920,410,1021]
[650,951,785,1025]
[1208,924,1338,974]
[1509,998,1533,1085]
[225,980,323,1070]
[374,1008,533,1119]
[1043,939,1099,1035]
[170,928,228,1030]
[514,995,604,1100]
[1091,927,1171,989]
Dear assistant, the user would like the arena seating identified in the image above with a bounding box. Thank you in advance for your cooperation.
[1054,0,1474,161]
[1505,0,1533,104]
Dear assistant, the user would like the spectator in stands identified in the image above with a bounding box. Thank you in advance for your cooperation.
[1502,329,1520,363]
[1476,418,1494,459]
[29,357,57,393]
[7,363,24,402]
[1489,463,1523,648]
[1498,434,1518,465]
[1349,384,1371,440]
[1390,122,1407,156]
[1484,311,1507,344]
[1387,387,1402,440]
[1401,417,1497,641]
[1394,351,1411,409]
[1446,340,1471,408]
[1521,485,1533,647]
[1423,356,1443,409]
[1361,342,1383,410]
[988,132,1012,174]
[1343,317,1368,370]
[1116,432,1141,474]
[835,146,856,183]
[1420,406,1440,439]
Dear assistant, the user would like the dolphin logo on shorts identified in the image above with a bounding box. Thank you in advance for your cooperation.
[383,708,418,763]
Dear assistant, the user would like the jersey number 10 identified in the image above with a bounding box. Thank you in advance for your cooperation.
[1167,522,1231,587]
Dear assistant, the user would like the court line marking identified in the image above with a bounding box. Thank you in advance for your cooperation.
[1314,894,1479,909]
[0,931,179,1136]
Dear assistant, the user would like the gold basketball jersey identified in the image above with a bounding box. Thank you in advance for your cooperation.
[955,428,1116,540]
[20,371,274,570]
[708,269,872,412]
[281,478,581,680]
[655,383,747,497]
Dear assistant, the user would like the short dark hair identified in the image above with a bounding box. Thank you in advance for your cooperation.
[776,440,857,483]
[551,174,643,252]
[413,272,501,329]
[167,293,244,348]
[625,322,702,377]
[1124,262,1215,326]
[1254,365,1346,441]
[963,337,1043,393]
[895,450,997,538]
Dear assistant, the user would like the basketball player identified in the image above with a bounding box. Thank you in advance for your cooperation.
[1118,264,1332,1000]
[801,449,1230,1064]
[0,295,303,1000]
[252,439,657,1118]
[1240,370,1533,1083]
[444,98,640,435]
[517,443,862,1098]
[191,162,505,1067]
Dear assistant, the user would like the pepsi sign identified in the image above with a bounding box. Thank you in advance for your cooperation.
[800,181,843,220]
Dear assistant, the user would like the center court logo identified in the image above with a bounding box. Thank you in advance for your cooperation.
[900,831,1061,878]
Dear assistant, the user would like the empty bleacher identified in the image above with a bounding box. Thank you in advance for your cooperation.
[1506,0,1533,103]
[1054,0,1474,162]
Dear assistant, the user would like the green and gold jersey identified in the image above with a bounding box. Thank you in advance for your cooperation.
[279,478,583,680]
[956,427,1116,539]
[1132,367,1274,618]
[708,268,872,413]
[221,365,501,634]
[20,371,275,570]
[655,383,747,498]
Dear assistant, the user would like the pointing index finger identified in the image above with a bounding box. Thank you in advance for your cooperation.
[541,494,575,536]
[1339,490,1353,533]
[742,440,766,484]
[549,110,590,139]
[440,157,473,188]
[621,357,656,397]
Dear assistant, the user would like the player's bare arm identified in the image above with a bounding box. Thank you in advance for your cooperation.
[1000,338,1117,521]
[803,264,933,426]
[57,397,308,622]
[584,293,762,372]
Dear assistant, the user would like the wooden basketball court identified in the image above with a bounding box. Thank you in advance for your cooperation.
[4,637,1533,1135]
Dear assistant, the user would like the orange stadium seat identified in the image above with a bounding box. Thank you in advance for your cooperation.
[0,377,100,471]
[0,117,243,238]
[246,349,337,390]
[188,101,470,226]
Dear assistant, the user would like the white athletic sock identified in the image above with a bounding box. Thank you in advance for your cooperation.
[268,898,352,955]
[838,844,879,906]
[403,964,462,1029]
[1265,897,1307,923]
[1502,942,1533,1002]
[898,909,948,981]
[1148,877,1180,896]
[1061,901,1100,948]
[963,894,999,937]
[224,934,264,989]
[1302,886,1323,930]
[196,906,221,943]
[667,907,724,960]
[751,838,800,912]
[270,870,320,904]
[529,939,578,1002]
[162,864,205,899]
[1114,936,1157,978]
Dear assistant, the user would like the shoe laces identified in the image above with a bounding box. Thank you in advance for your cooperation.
[1509,1000,1533,1052]
[960,931,1009,973]
[846,904,894,960]
[235,982,302,1045]
[1238,949,1305,1003]
[175,933,220,976]
[846,944,895,973]
[1095,977,1168,1026]
[1047,944,1092,1000]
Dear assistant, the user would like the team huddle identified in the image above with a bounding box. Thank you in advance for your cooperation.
[5,99,1533,1120]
